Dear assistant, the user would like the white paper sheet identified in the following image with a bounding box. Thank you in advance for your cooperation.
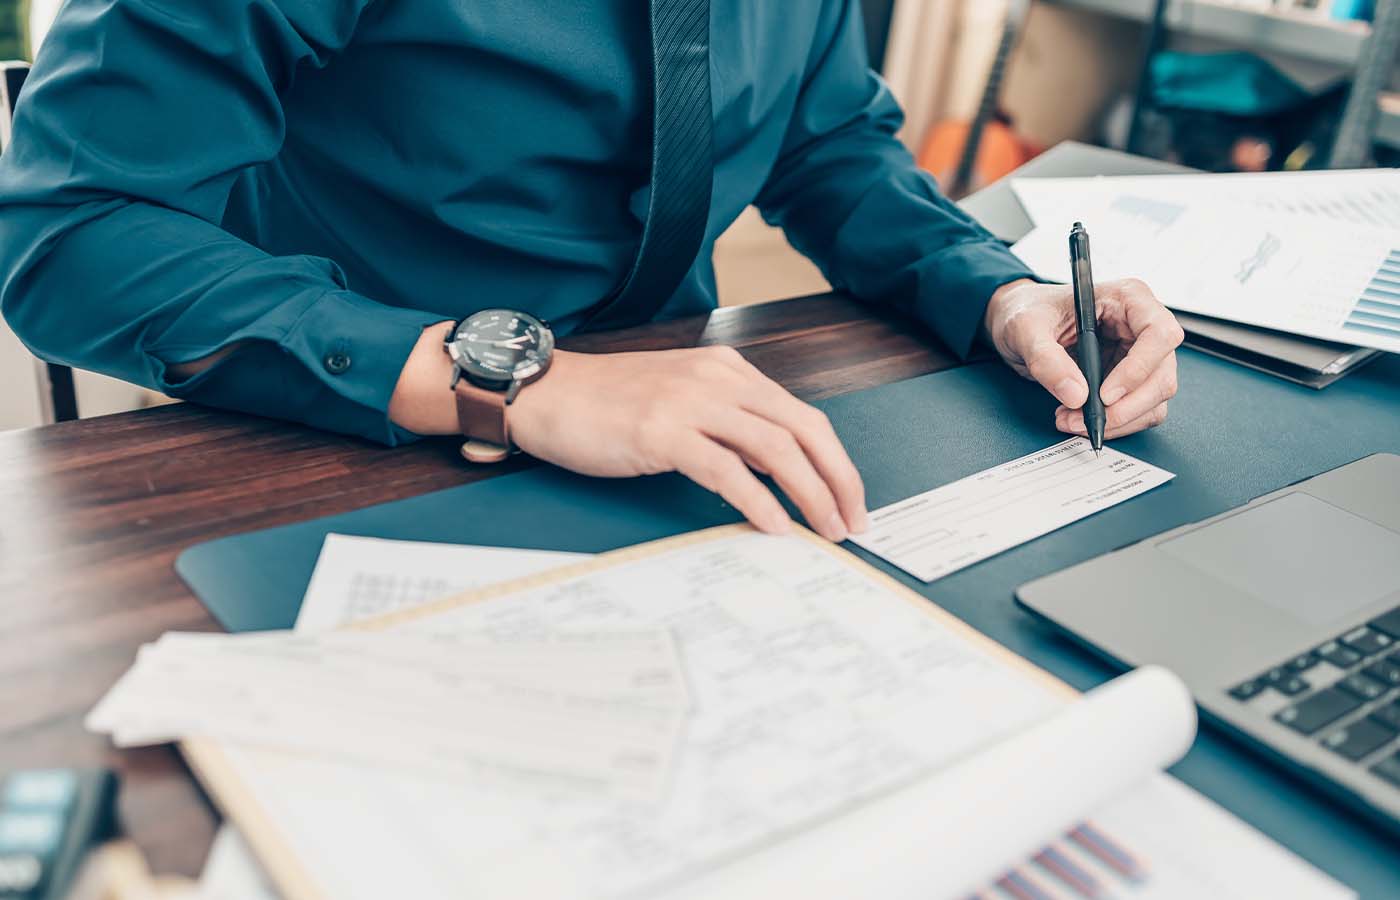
[851,438,1175,582]
[198,537,592,898]
[1012,169,1400,231]
[1008,178,1400,354]
[660,665,1197,900]
[296,535,589,633]
[1091,774,1353,900]
[198,530,1347,900]
[89,629,688,796]
[198,826,280,900]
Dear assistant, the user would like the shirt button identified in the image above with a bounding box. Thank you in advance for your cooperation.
[323,351,352,375]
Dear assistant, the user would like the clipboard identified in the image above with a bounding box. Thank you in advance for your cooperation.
[177,524,1077,900]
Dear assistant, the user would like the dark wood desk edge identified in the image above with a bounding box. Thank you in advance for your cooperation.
[0,290,966,877]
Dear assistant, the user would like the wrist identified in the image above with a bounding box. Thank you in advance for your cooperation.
[981,277,1037,347]
[388,320,459,434]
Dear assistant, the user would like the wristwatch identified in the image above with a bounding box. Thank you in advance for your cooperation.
[444,309,555,463]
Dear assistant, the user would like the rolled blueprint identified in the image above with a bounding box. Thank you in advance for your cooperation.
[666,665,1198,900]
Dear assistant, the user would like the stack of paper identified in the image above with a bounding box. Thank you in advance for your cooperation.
[88,627,689,797]
[1006,169,1399,381]
[1011,169,1400,233]
[180,528,1350,900]
[199,536,596,898]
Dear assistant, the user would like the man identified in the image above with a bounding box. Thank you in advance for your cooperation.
[0,1,1181,542]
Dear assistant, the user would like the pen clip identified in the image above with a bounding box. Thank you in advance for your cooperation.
[1069,222,1096,333]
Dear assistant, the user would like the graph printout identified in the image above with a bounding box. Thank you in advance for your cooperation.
[1010,193,1400,354]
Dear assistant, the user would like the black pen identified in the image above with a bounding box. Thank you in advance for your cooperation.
[1069,222,1106,456]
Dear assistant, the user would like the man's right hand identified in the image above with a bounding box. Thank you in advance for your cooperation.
[507,346,868,541]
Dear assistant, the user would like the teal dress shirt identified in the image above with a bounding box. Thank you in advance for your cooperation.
[0,0,1036,444]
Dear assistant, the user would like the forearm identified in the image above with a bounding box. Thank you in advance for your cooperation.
[0,198,441,444]
[161,315,460,439]
[757,0,1038,356]
[763,124,1038,356]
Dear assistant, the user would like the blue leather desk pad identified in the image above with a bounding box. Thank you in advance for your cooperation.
[177,349,1400,893]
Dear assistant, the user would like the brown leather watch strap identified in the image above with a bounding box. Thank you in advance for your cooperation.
[453,380,511,464]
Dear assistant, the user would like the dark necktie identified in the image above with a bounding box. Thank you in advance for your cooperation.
[581,0,714,332]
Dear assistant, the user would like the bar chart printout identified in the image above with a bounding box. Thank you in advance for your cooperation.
[1010,191,1400,355]
[1344,250,1400,343]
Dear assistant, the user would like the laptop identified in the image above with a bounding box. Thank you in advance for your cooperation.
[1016,453,1400,833]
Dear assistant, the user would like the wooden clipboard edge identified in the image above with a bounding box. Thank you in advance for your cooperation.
[179,522,1076,900]
[181,737,325,900]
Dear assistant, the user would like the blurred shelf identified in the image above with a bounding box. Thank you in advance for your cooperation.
[1045,0,1371,67]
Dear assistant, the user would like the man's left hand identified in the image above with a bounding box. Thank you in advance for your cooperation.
[983,278,1185,440]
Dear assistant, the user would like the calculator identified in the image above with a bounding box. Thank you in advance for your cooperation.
[0,770,117,900]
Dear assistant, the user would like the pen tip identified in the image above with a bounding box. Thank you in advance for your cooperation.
[1094,448,1101,460]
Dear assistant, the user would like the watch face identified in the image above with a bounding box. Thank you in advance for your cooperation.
[450,309,554,386]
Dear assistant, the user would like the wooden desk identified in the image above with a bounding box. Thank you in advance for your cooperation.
[0,292,968,877]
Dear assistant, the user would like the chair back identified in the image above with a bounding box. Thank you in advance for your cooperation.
[1,59,79,423]
[0,61,26,150]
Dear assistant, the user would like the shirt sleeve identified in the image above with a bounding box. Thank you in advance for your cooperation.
[754,0,1040,359]
[0,0,442,445]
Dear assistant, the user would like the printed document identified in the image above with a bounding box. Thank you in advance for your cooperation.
[90,628,688,797]
[851,438,1174,582]
[184,528,1347,900]
[296,534,588,632]
[198,825,279,900]
[1009,184,1400,354]
[200,535,591,900]
[1012,168,1400,231]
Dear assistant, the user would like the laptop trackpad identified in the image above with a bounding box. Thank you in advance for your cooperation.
[1159,492,1400,627]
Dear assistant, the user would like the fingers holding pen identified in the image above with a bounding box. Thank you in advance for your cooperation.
[1057,400,1170,440]
[1058,350,1178,437]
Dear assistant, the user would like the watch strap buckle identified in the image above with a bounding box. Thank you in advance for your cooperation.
[460,438,512,465]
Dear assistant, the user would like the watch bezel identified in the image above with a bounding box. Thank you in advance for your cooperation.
[445,309,555,393]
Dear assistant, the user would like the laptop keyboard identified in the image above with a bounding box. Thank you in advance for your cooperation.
[1230,605,1400,790]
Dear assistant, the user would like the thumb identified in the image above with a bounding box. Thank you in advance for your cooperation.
[1024,339,1089,409]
